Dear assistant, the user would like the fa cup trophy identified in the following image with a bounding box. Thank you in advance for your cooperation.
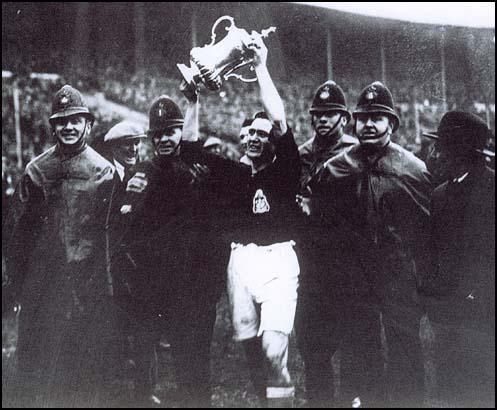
[177,16,276,92]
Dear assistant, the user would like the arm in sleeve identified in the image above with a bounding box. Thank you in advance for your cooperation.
[3,172,45,299]
[273,127,301,187]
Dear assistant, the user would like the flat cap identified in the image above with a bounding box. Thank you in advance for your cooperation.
[104,121,146,143]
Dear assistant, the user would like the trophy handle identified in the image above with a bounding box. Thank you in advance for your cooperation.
[221,25,276,84]
[224,62,258,83]
[224,72,258,83]
[208,15,235,47]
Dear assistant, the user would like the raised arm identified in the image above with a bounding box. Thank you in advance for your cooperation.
[245,32,287,137]
[180,80,200,142]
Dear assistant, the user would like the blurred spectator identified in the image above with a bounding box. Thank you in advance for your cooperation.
[138,140,155,162]
[1,50,494,171]
[203,136,223,156]
[2,155,15,226]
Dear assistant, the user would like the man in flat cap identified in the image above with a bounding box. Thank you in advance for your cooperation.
[104,121,146,181]
[100,121,148,402]
[420,111,495,407]
[309,81,432,407]
[102,120,147,294]
[3,85,122,407]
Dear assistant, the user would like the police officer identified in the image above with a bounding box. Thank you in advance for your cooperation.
[123,92,248,407]
[299,80,357,193]
[421,111,495,407]
[120,96,194,406]
[309,82,432,407]
[296,81,378,408]
[3,85,120,407]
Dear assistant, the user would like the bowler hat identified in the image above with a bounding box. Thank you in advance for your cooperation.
[423,111,495,157]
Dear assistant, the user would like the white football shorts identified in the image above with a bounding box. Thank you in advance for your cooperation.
[227,240,300,341]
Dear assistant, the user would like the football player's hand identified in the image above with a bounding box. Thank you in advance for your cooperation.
[244,32,268,68]
[296,194,312,217]
[198,65,221,90]
[180,79,199,104]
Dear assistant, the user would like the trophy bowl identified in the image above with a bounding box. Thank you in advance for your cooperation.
[177,16,276,92]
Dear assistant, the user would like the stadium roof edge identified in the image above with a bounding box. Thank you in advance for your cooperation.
[292,2,495,29]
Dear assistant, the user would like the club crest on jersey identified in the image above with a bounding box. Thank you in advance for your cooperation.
[252,189,270,214]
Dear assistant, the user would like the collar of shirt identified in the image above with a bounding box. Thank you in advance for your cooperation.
[113,159,125,181]
[453,172,469,184]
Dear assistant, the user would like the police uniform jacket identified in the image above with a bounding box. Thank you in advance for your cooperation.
[299,133,358,194]
[3,143,119,403]
[310,142,432,303]
[120,142,250,317]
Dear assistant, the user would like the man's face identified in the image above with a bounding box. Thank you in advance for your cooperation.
[206,145,223,155]
[112,139,141,168]
[312,111,344,139]
[245,119,274,161]
[152,127,182,156]
[138,141,155,162]
[426,141,459,185]
[239,126,250,145]
[53,115,89,145]
[355,114,392,148]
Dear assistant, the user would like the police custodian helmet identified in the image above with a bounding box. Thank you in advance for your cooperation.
[49,85,94,125]
[148,95,184,135]
[309,80,351,122]
[353,81,400,132]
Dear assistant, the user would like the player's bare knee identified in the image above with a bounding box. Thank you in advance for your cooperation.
[262,331,288,366]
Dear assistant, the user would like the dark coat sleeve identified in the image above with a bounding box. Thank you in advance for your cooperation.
[3,172,46,298]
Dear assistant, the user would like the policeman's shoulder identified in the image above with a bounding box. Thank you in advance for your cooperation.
[24,145,58,183]
[86,146,116,171]
[25,145,57,169]
[298,138,314,155]
[387,142,428,175]
[340,134,359,146]
[320,145,357,178]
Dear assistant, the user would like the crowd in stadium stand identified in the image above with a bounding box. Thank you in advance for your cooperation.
[2,52,495,194]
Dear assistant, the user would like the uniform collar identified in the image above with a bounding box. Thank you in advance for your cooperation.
[113,159,125,181]
[56,139,87,158]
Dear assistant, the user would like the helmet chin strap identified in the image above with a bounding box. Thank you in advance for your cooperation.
[314,114,343,141]
[156,139,181,157]
[56,126,87,155]
[356,126,391,149]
